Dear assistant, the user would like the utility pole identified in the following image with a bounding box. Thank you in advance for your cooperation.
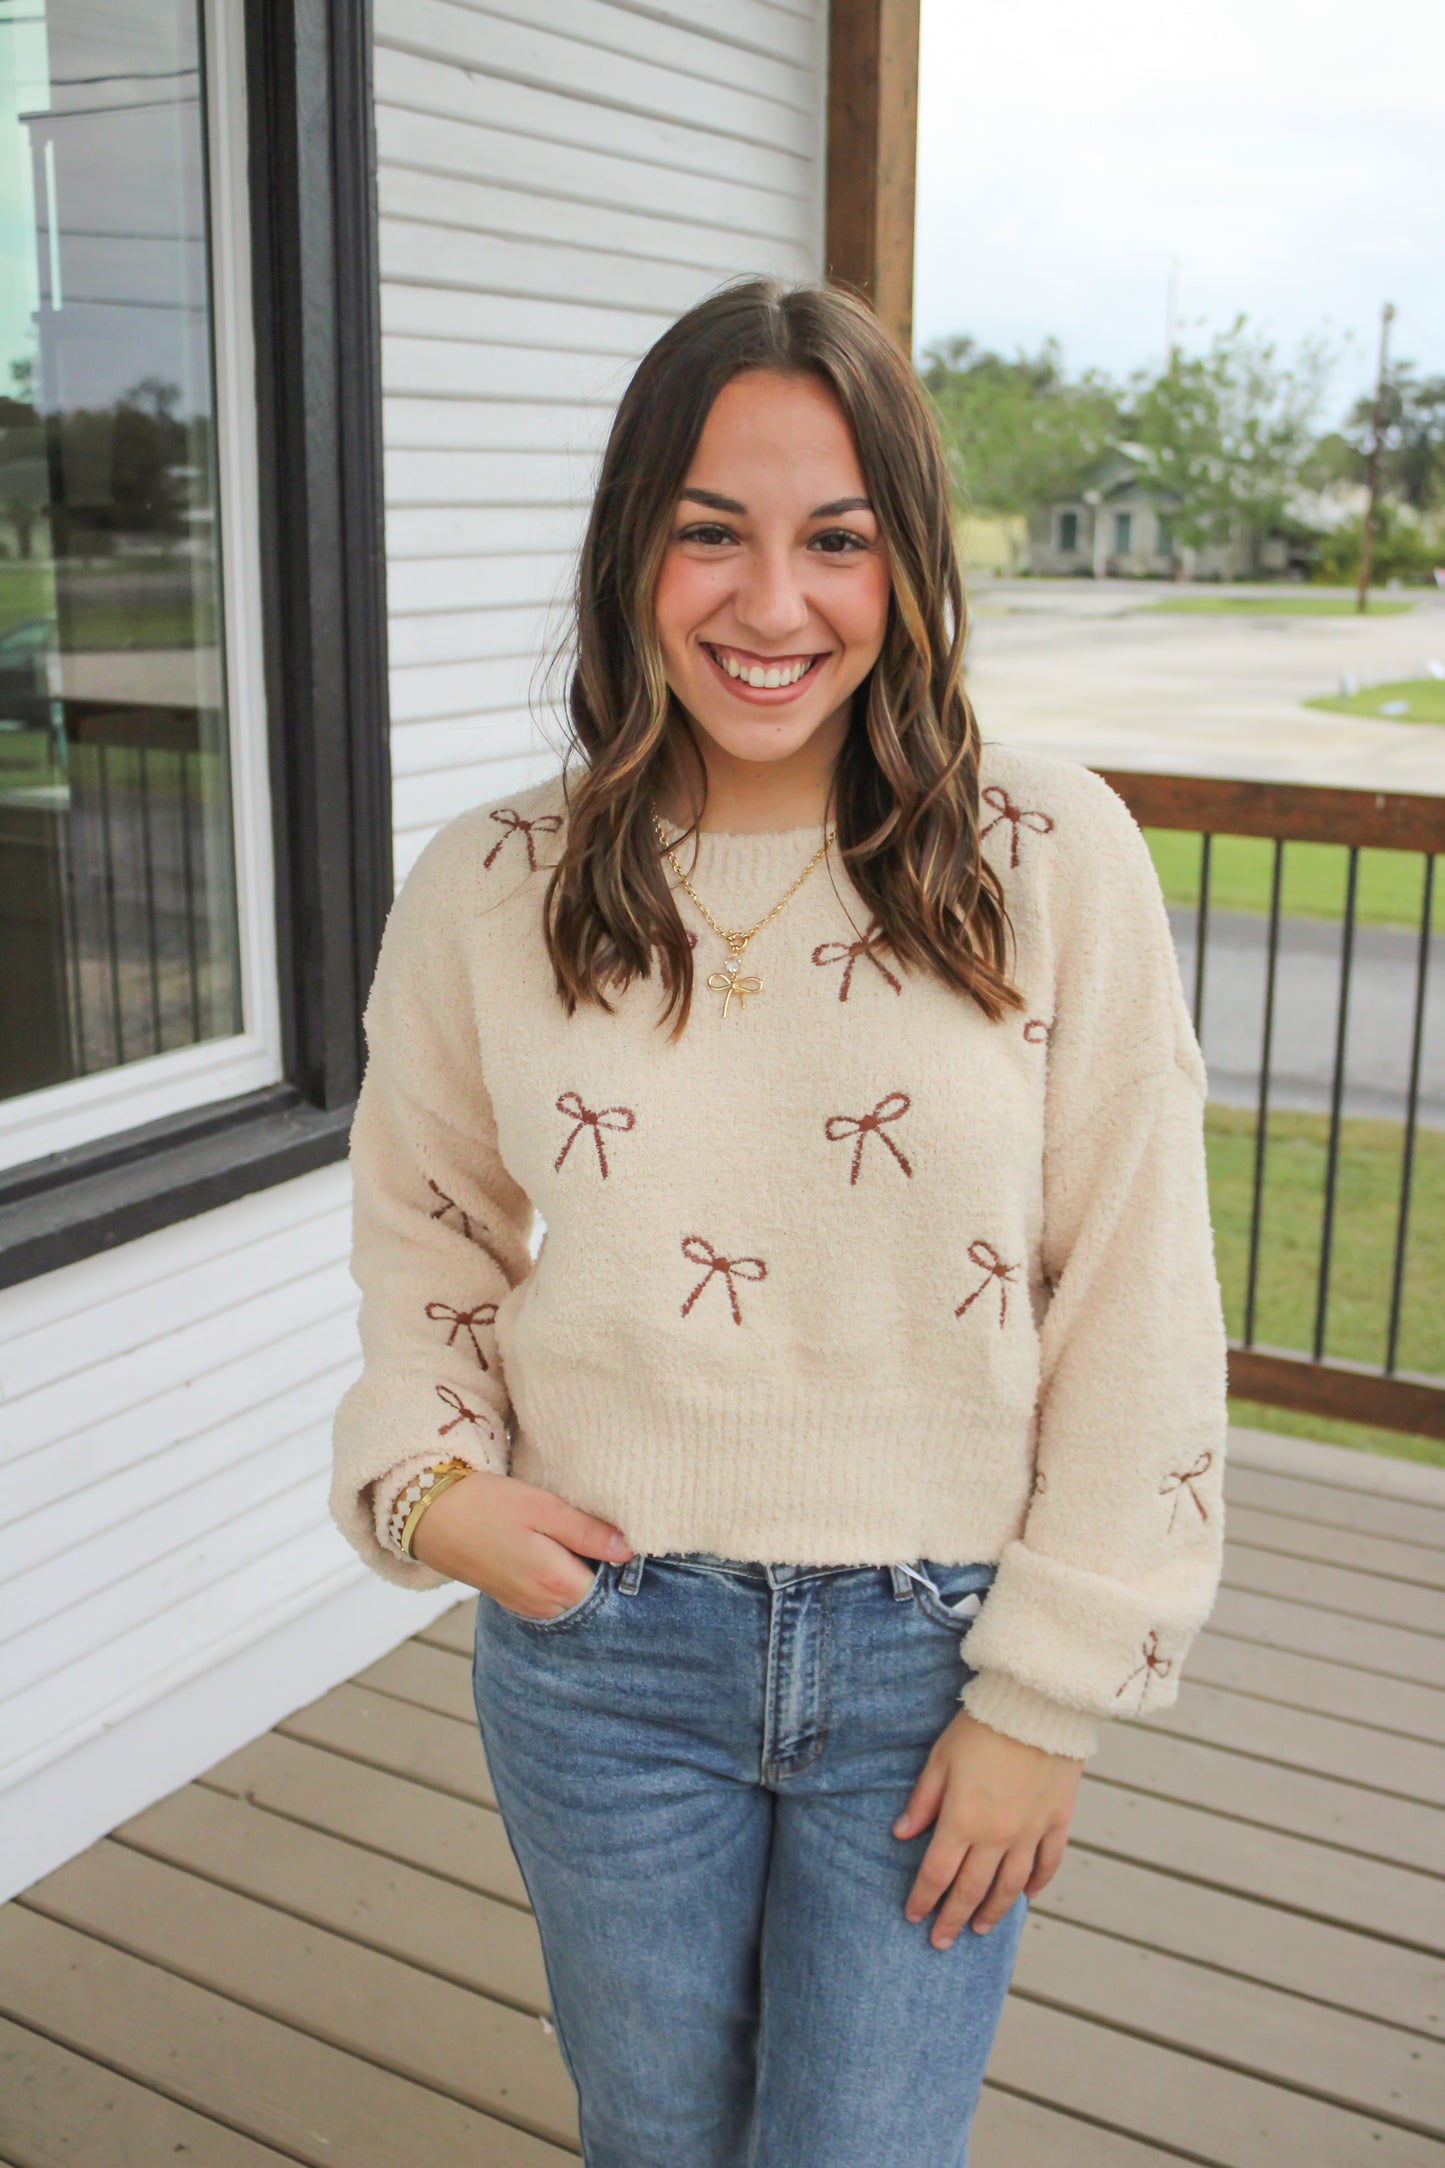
[1357,301,1395,614]
[1165,257,1179,368]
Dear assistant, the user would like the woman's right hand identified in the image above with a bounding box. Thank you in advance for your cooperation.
[409,1469,634,1619]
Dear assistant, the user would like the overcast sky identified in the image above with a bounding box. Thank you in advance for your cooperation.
[914,0,1445,424]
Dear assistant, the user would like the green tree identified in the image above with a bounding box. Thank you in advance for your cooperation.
[1128,317,1334,559]
[919,337,1121,517]
[1344,365,1445,513]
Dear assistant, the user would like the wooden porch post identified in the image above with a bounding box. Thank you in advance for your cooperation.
[825,0,921,353]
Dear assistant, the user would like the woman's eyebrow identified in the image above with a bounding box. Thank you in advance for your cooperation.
[678,488,874,517]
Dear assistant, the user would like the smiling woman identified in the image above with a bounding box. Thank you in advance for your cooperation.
[330,276,1230,2166]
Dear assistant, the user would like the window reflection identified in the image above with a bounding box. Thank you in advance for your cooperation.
[0,0,241,1104]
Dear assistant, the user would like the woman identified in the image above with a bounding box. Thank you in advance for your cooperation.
[331,277,1228,2166]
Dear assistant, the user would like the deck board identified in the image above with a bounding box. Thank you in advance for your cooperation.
[4,1431,1443,2167]
[0,2014,299,2168]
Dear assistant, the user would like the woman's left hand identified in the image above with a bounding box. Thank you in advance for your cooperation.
[892,1708,1083,1947]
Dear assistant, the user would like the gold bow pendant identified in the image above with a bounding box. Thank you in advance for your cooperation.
[707,952,762,1017]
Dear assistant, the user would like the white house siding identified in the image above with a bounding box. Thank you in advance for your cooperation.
[378,0,827,875]
[0,0,826,1899]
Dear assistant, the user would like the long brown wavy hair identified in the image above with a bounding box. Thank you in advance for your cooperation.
[542,276,1023,1036]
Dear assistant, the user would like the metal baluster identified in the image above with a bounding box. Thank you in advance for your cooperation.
[1244,837,1284,1346]
[1385,853,1434,1374]
[1313,844,1359,1361]
[179,745,202,1042]
[139,742,162,1053]
[97,740,125,1067]
[1192,831,1211,1037]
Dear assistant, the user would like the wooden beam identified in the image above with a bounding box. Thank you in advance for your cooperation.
[1093,769,1445,856]
[825,0,920,352]
[1229,1345,1445,1441]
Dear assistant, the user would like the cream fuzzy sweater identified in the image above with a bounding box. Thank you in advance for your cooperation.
[330,743,1229,1760]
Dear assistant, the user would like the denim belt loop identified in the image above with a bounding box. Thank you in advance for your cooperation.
[619,1553,647,1595]
[888,1562,915,1601]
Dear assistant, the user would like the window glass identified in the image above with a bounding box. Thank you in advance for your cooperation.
[0,0,241,1104]
[1113,510,1132,554]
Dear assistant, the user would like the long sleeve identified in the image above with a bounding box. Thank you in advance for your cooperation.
[959,775,1230,1759]
[329,814,535,1590]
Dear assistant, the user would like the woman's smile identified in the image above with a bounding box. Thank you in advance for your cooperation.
[700,639,833,703]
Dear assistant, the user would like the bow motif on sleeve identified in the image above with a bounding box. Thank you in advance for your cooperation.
[1159,1449,1214,1531]
[425,1299,499,1368]
[1116,1629,1173,1710]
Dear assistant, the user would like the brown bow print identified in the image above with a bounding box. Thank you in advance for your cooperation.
[825,1092,913,1184]
[1159,1449,1213,1532]
[435,1384,487,1436]
[425,1299,498,1368]
[554,1090,636,1178]
[427,1178,472,1242]
[483,806,563,870]
[811,935,902,1001]
[980,786,1055,869]
[954,1239,1019,1328]
[1023,1017,1051,1044]
[1116,1629,1173,1709]
[680,1235,768,1325]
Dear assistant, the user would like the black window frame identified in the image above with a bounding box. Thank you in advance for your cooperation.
[0,0,390,1291]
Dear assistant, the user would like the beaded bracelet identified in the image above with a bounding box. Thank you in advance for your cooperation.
[383,1457,474,1560]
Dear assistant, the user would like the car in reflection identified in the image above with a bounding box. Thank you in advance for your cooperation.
[0,614,64,773]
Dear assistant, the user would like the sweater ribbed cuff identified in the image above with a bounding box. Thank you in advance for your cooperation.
[960,1667,1100,1761]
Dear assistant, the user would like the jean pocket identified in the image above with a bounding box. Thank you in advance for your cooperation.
[502,1557,610,1632]
[905,1559,997,1633]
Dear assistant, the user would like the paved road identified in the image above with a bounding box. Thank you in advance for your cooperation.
[968,579,1445,792]
[1168,906,1444,1127]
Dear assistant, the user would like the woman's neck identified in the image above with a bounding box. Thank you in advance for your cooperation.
[659,719,842,836]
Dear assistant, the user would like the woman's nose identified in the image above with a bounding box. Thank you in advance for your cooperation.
[733,551,810,641]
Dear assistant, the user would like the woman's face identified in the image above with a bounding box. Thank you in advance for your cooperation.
[653,368,892,781]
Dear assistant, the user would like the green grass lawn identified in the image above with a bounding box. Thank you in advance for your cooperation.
[1144,592,1415,616]
[1305,676,1445,726]
[1206,1103,1444,1468]
[1143,826,1445,933]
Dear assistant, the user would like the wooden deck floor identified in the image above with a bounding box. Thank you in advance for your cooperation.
[3,1426,1444,2167]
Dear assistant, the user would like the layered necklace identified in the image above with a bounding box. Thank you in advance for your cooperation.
[651,809,835,1017]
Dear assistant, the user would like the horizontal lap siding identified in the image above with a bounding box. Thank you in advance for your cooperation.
[376,0,827,876]
[0,0,826,1899]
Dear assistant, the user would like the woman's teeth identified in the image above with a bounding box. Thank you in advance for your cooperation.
[710,647,815,689]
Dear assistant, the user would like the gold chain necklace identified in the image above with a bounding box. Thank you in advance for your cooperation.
[651,809,836,1016]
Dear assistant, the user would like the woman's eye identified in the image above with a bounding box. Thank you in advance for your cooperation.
[811,528,869,554]
[677,523,735,546]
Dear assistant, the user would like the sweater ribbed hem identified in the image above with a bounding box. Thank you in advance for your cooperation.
[508,1367,1037,1568]
[960,1668,1100,1760]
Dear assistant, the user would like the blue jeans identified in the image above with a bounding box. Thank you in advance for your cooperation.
[471,1549,1026,2167]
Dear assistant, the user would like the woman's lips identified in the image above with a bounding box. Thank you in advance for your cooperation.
[700,641,830,705]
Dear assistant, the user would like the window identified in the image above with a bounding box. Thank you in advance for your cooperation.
[0,0,276,1167]
[1057,508,1079,553]
[1113,510,1132,554]
[0,0,390,1288]
[1156,514,1173,555]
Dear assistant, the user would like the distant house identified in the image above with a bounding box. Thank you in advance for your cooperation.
[1030,445,1191,579]
[1030,444,1369,582]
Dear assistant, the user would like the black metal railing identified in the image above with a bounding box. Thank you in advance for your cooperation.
[1096,770,1443,1441]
